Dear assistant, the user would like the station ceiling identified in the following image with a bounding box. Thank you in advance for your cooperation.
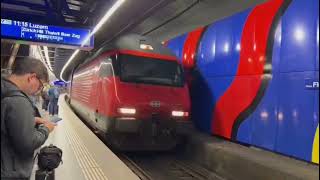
[1,0,266,81]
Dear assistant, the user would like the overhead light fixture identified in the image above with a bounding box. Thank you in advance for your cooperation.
[60,0,126,82]
[37,46,51,71]
[140,44,154,50]
[43,46,53,71]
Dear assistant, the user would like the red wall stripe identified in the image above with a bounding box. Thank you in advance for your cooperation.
[211,0,284,139]
[182,27,206,69]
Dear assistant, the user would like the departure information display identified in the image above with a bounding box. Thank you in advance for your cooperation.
[1,19,94,50]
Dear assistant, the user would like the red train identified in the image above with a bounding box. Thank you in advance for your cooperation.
[68,34,191,150]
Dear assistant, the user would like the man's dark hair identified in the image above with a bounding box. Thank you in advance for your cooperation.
[12,57,49,82]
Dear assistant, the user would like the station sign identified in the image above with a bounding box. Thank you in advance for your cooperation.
[305,79,319,90]
[1,19,94,50]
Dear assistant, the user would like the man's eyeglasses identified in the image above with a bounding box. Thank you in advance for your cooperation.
[35,76,45,92]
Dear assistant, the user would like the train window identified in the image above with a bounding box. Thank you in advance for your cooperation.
[98,58,113,77]
[119,54,184,87]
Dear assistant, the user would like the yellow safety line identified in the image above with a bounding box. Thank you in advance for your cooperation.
[65,128,91,180]
[64,117,109,180]
[312,124,319,164]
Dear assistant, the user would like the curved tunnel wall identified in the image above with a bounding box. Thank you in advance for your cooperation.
[166,0,319,164]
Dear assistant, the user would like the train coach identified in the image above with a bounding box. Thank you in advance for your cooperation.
[68,34,191,151]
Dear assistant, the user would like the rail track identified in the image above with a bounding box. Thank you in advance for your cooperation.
[65,95,224,180]
[121,152,225,180]
[118,154,153,180]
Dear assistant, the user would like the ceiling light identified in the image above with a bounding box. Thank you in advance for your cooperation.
[43,46,53,71]
[60,0,126,82]
[140,44,153,50]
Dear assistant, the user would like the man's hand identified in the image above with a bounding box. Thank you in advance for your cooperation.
[43,121,55,132]
[35,117,55,132]
[35,117,48,124]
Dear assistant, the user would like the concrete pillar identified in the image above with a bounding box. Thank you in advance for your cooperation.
[7,43,20,69]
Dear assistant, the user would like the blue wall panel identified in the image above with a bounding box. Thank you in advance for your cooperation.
[167,33,188,64]
[237,21,282,150]
[275,72,316,161]
[190,72,213,133]
[167,0,319,163]
[279,0,318,72]
[314,72,319,128]
[237,75,279,150]
[191,9,250,133]
[316,15,319,71]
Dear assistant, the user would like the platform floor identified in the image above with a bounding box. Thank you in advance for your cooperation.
[31,95,139,180]
[183,129,319,180]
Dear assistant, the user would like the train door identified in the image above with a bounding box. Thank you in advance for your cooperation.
[68,66,78,104]
[94,58,103,128]
[95,56,114,132]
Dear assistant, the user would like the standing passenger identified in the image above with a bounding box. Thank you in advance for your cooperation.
[1,57,55,180]
[48,85,59,116]
[41,86,50,111]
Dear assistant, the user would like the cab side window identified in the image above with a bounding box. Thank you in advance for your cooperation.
[98,57,113,77]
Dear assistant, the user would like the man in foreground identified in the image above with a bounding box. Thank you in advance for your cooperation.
[1,57,55,180]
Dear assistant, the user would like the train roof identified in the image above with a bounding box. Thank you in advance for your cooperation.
[81,34,177,66]
[100,34,175,56]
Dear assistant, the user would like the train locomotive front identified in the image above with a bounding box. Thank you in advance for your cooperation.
[69,34,191,151]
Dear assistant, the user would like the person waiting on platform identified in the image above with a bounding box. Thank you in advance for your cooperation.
[48,84,60,116]
[1,57,55,180]
[41,85,50,111]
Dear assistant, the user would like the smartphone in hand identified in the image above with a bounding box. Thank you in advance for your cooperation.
[50,116,62,123]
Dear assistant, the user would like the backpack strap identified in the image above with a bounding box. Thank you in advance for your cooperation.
[1,90,25,101]
[1,90,42,117]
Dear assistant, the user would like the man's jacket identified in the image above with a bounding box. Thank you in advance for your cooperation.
[1,77,49,179]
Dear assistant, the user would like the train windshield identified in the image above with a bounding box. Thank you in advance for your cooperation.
[119,54,184,87]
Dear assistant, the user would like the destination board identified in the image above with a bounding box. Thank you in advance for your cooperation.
[1,19,94,50]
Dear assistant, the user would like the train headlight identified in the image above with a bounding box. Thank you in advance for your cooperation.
[172,111,189,117]
[118,108,136,114]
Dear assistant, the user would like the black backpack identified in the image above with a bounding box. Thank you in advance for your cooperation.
[37,144,63,171]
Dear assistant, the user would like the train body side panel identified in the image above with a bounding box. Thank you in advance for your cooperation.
[71,59,100,112]
[71,54,119,112]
